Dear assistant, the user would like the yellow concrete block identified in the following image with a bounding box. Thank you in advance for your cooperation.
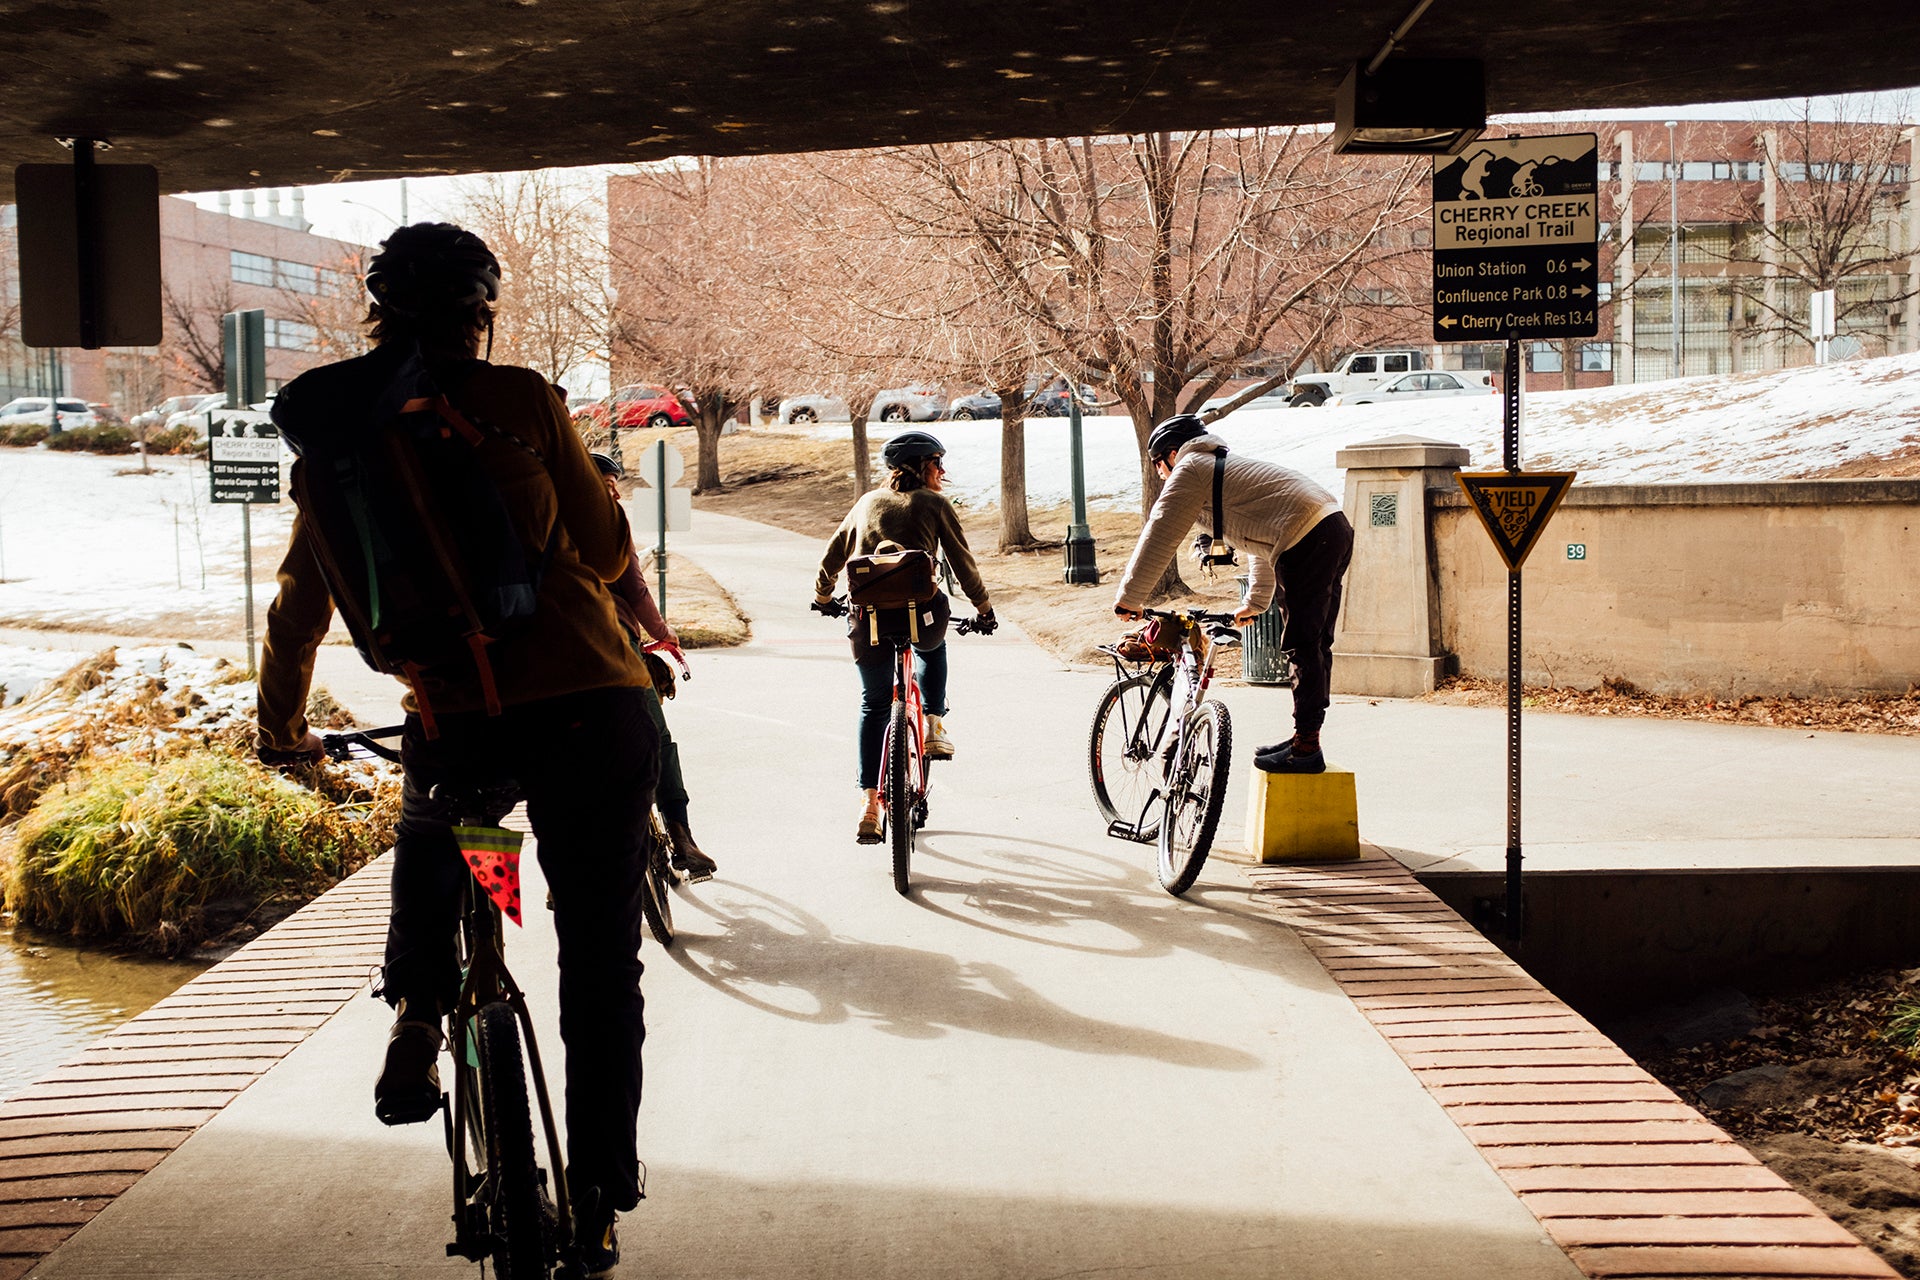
[1245,768,1359,863]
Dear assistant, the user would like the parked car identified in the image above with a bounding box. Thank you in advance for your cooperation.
[87,402,127,425]
[945,389,1003,421]
[779,385,944,425]
[1200,385,1294,416]
[1327,370,1495,406]
[161,393,228,438]
[0,396,97,431]
[609,383,695,430]
[945,380,1097,420]
[132,395,208,432]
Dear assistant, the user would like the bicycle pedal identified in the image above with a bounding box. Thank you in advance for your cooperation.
[1106,818,1150,844]
[679,868,714,885]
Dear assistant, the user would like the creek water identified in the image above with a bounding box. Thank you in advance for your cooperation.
[0,921,207,1099]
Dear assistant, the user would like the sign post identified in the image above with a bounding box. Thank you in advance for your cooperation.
[1433,133,1597,942]
[635,440,691,614]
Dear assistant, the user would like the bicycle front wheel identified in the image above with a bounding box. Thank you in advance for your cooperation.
[1089,668,1175,837]
[886,700,914,896]
[477,1002,551,1280]
[641,817,675,947]
[1157,701,1233,896]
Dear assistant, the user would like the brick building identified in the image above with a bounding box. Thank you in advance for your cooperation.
[0,190,365,411]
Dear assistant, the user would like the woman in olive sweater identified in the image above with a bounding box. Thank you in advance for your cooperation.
[814,431,995,842]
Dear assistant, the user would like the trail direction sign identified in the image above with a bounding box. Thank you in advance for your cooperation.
[207,412,282,504]
[1433,133,1599,342]
[1456,470,1576,570]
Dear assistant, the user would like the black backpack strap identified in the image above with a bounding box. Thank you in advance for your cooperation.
[1212,452,1225,547]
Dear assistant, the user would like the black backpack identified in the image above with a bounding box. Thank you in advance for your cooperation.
[274,345,555,733]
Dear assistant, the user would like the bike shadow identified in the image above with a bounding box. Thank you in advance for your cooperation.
[665,878,1261,1072]
[902,829,1330,985]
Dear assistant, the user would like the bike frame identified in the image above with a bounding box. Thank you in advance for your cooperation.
[879,637,929,827]
[1103,610,1235,838]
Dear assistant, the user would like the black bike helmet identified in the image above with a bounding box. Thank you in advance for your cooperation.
[881,429,946,470]
[364,223,502,317]
[589,451,624,479]
[1147,413,1209,464]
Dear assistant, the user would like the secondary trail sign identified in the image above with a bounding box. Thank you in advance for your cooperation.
[1433,133,1599,341]
[1457,470,1576,570]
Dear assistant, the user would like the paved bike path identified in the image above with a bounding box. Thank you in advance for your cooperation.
[27,507,1584,1279]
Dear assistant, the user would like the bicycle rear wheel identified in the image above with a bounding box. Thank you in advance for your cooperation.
[1088,668,1174,837]
[641,817,675,947]
[886,700,914,895]
[477,1002,551,1280]
[1157,701,1232,896]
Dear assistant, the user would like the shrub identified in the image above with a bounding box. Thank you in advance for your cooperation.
[46,423,136,454]
[0,421,49,447]
[4,750,394,955]
[143,424,205,456]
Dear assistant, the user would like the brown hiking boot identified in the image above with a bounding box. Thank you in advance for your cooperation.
[664,818,716,882]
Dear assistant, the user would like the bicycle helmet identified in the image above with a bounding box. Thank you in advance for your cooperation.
[364,223,502,317]
[881,429,946,470]
[589,451,625,479]
[1146,413,1209,464]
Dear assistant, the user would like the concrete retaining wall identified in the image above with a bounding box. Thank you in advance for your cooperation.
[1432,480,1920,697]
[1333,433,1920,699]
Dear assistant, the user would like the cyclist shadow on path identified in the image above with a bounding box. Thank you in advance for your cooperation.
[666,880,1261,1072]
[907,831,1327,982]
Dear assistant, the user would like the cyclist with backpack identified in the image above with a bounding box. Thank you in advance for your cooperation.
[812,430,996,842]
[255,223,651,1276]
[1114,414,1354,774]
[592,449,718,882]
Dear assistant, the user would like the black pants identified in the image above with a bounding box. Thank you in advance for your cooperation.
[1277,512,1355,737]
[385,686,658,1212]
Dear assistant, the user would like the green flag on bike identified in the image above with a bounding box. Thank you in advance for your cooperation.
[453,825,525,925]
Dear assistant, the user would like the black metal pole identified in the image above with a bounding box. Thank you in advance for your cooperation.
[1503,336,1524,941]
[70,139,101,351]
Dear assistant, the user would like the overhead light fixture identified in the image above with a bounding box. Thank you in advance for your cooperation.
[1333,56,1485,155]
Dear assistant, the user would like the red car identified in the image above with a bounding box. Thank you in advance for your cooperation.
[574,383,695,431]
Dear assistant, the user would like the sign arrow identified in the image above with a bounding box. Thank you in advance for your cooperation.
[1572,285,1592,298]
[1437,315,1458,330]
[1572,258,1593,270]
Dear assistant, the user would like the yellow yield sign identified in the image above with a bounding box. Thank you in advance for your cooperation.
[1457,470,1575,570]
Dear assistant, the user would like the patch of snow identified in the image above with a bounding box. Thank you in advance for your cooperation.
[0,645,88,706]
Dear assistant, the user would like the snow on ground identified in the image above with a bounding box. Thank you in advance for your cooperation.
[825,350,1920,510]
[0,646,87,705]
[0,450,293,633]
[0,351,1914,644]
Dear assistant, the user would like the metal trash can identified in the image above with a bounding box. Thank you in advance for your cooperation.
[1236,577,1293,686]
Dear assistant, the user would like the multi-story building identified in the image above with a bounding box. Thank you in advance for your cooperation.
[0,190,366,411]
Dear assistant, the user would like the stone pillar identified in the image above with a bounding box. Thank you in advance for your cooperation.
[1330,435,1470,696]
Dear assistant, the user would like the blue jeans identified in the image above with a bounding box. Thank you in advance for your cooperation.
[850,595,950,789]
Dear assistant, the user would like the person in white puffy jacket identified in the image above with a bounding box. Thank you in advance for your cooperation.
[1114,414,1354,774]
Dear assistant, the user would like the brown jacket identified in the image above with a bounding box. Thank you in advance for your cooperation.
[257,360,647,750]
[815,487,991,611]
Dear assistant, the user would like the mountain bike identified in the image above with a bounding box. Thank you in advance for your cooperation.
[817,599,988,895]
[325,727,657,1279]
[1088,608,1240,895]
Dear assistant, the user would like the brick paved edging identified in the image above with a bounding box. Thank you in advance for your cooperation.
[0,853,393,1280]
[1249,851,1901,1280]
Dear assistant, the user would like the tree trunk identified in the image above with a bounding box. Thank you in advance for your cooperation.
[995,385,1034,550]
[850,414,873,495]
[693,392,726,494]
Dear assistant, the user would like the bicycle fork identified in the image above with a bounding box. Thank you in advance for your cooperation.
[1106,681,1193,845]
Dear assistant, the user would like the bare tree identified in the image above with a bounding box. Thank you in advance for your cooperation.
[453,170,612,391]
[1725,100,1919,356]
[160,274,234,391]
[609,158,780,493]
[276,251,369,363]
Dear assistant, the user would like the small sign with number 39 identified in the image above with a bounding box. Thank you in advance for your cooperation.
[1567,544,1587,561]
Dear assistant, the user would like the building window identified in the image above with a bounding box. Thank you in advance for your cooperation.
[1886,165,1910,185]
[1779,162,1808,182]
[1581,343,1614,372]
[1731,160,1764,181]
[1598,280,1614,304]
[1596,160,1614,181]
[1636,161,1668,182]
[1529,342,1563,373]
[231,251,275,286]
[277,261,318,294]
[1682,161,1715,181]
[265,318,317,351]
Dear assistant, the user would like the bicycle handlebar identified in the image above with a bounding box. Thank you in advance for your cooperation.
[321,725,405,764]
[643,639,692,681]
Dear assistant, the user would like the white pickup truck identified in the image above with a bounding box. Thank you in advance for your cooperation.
[1287,349,1431,407]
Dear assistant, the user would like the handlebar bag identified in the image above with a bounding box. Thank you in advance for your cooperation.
[846,548,938,610]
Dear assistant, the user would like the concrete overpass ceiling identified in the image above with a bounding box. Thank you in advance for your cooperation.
[3,1,1919,202]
